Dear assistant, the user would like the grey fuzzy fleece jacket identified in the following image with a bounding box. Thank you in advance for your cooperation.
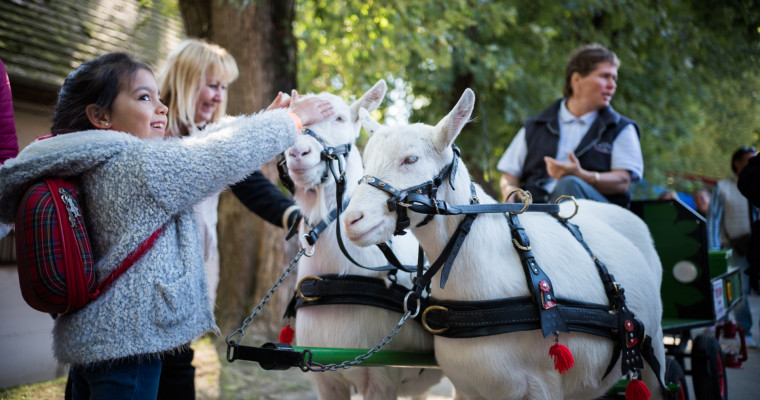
[0,109,297,365]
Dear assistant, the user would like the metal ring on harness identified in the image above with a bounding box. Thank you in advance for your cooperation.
[300,234,316,257]
[554,195,579,220]
[421,305,450,334]
[403,291,421,318]
[508,189,532,215]
[297,275,324,302]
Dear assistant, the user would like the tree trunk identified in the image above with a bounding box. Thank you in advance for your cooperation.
[177,0,298,342]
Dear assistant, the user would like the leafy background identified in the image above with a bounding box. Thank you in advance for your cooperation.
[294,0,760,198]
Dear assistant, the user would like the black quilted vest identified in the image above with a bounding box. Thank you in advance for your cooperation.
[521,99,639,208]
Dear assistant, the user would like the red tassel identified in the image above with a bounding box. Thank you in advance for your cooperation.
[278,324,295,344]
[549,342,574,374]
[625,378,651,400]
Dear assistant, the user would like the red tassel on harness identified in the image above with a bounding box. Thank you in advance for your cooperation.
[625,378,651,400]
[549,342,574,374]
[279,323,295,344]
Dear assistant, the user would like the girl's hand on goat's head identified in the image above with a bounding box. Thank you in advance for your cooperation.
[289,95,335,127]
[266,91,291,111]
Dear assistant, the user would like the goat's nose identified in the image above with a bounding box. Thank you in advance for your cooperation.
[288,145,311,159]
[344,210,364,228]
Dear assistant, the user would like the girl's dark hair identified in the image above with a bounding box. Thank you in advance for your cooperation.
[51,53,151,135]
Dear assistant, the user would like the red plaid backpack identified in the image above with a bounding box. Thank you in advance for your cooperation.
[15,177,161,314]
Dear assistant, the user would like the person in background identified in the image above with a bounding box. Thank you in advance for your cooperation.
[658,190,677,200]
[0,52,333,399]
[0,58,19,240]
[496,43,643,208]
[708,146,757,348]
[738,152,760,294]
[693,188,711,218]
[0,58,17,164]
[157,38,301,399]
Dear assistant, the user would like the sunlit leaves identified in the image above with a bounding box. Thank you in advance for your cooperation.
[293,0,760,194]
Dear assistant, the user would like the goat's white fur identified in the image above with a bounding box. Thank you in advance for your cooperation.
[286,80,443,400]
[343,89,665,400]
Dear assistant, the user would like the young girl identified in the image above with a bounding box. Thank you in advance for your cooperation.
[156,38,302,399]
[0,53,333,398]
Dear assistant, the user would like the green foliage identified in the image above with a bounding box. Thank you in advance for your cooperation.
[294,0,760,196]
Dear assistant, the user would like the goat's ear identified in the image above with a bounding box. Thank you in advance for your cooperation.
[350,79,387,124]
[433,88,475,151]
[359,107,382,137]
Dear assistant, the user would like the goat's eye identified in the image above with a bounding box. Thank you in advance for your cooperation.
[403,155,418,165]
[336,116,345,123]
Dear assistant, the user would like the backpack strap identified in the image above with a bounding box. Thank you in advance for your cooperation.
[89,227,163,300]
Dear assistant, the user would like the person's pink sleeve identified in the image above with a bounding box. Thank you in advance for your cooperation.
[0,59,19,164]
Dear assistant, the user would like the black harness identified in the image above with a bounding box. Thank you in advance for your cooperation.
[277,128,352,195]
[279,128,423,320]
[357,146,666,391]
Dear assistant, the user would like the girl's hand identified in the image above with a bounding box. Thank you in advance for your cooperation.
[288,90,335,126]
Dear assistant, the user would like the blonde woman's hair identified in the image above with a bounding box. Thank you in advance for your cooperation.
[159,38,239,137]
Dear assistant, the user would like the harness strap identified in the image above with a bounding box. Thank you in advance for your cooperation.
[375,242,416,273]
[333,171,417,272]
[403,193,560,215]
[437,213,477,289]
[285,213,302,240]
[552,215,667,393]
[276,153,296,194]
[411,184,482,293]
[505,212,568,338]
[301,199,351,246]
[421,296,616,339]
[294,274,422,315]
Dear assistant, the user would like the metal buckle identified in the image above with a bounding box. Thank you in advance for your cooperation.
[297,275,324,302]
[421,305,450,334]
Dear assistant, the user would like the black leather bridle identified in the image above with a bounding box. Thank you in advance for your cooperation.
[279,128,415,273]
[277,128,352,195]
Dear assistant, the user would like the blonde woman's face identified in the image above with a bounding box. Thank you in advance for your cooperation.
[195,70,227,127]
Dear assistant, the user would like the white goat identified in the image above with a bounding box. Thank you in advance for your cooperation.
[342,89,666,400]
[286,80,443,400]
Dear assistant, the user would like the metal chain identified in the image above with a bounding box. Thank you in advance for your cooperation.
[300,310,413,372]
[226,248,306,347]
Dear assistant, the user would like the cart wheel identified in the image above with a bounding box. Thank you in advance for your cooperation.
[692,334,727,400]
[665,358,689,400]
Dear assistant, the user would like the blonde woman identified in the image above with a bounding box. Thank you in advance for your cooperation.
[157,38,301,399]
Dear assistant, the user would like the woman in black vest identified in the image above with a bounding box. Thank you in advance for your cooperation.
[496,44,643,208]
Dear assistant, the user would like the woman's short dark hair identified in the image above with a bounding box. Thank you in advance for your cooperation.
[563,44,620,98]
[731,146,757,173]
[51,53,152,135]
